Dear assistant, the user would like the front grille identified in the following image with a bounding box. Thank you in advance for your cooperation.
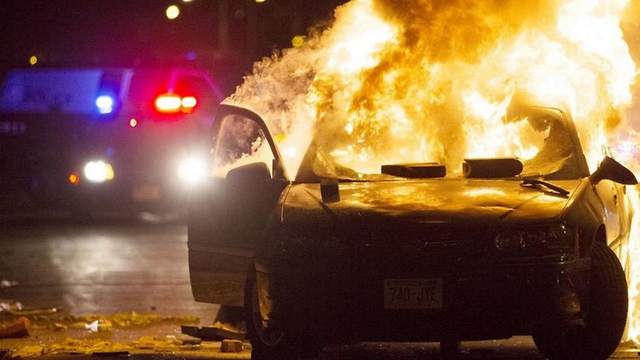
[346,226,496,268]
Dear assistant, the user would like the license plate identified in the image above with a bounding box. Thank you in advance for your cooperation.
[132,184,161,201]
[384,278,443,309]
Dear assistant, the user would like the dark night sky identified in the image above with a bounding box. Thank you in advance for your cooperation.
[1,1,346,74]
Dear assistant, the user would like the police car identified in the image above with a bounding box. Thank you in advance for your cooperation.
[0,67,222,215]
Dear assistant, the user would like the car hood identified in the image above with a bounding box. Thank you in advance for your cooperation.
[282,178,584,227]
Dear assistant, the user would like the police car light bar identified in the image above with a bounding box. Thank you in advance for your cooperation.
[154,93,198,114]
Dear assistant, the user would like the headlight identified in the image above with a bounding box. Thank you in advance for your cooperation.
[83,160,115,183]
[177,157,207,186]
[494,224,574,255]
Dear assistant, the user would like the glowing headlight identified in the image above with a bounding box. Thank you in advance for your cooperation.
[95,95,115,115]
[177,157,207,185]
[494,224,574,255]
[83,160,115,183]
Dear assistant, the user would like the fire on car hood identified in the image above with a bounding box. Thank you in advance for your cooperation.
[282,178,584,227]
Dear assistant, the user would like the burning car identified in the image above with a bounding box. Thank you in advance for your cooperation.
[188,103,637,359]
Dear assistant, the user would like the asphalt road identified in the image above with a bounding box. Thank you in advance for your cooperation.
[1,218,638,359]
[0,218,218,320]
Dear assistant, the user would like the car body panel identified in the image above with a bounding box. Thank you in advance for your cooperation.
[283,179,583,226]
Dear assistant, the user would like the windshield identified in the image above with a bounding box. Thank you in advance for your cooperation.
[295,108,585,182]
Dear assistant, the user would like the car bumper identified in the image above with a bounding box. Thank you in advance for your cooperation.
[69,179,186,211]
[277,254,591,343]
[0,169,195,213]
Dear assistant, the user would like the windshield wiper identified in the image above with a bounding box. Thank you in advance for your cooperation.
[520,178,570,197]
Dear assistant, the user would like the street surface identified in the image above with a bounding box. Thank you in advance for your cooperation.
[1,217,639,359]
[0,218,216,318]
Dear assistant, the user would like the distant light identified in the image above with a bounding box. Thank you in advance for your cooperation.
[95,95,115,114]
[129,118,138,128]
[182,0,192,2]
[29,55,38,66]
[83,160,115,183]
[292,35,305,48]
[166,5,180,20]
[68,173,80,185]
[255,0,266,3]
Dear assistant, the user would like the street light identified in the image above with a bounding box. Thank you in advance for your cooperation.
[292,35,305,48]
[166,5,180,20]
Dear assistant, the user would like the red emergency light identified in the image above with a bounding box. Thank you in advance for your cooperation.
[154,93,198,114]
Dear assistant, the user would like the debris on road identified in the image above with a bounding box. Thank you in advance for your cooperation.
[10,345,42,358]
[0,301,59,317]
[0,317,29,339]
[0,300,248,358]
[181,322,245,341]
[69,312,199,328]
[4,308,59,317]
[84,320,112,333]
[0,311,198,331]
[220,339,243,353]
[0,302,22,314]
[2,335,250,358]
[173,334,202,346]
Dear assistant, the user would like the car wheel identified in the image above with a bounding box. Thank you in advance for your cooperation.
[244,267,307,360]
[533,241,627,360]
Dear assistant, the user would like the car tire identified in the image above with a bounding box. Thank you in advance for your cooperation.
[533,241,627,360]
[244,267,306,360]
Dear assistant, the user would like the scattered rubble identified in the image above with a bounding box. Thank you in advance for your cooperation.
[65,312,199,328]
[0,311,199,331]
[84,320,112,333]
[181,322,245,341]
[2,335,250,358]
[0,302,22,314]
[220,340,243,353]
[10,345,42,358]
[0,305,251,358]
[0,301,59,318]
[0,318,29,339]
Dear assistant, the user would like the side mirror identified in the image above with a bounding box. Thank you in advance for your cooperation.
[226,162,271,185]
[590,157,638,185]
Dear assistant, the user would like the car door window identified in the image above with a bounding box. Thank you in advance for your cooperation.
[213,114,274,178]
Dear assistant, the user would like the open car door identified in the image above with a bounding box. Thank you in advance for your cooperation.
[188,104,289,306]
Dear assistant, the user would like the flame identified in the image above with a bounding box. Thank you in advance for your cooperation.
[228,0,640,342]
